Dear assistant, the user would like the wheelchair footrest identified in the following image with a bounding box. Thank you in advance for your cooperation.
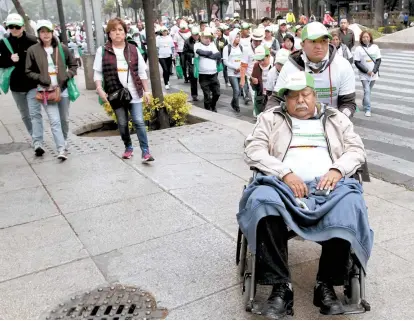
[342,302,368,315]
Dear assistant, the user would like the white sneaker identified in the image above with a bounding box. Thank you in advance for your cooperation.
[165,84,170,90]
[365,111,372,117]
[57,150,68,161]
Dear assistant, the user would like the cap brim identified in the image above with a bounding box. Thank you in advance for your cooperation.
[7,22,24,27]
[303,34,332,41]
[254,54,266,60]
[278,84,307,96]
[37,26,53,31]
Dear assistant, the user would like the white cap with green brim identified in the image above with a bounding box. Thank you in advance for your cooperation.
[301,22,332,41]
[6,13,24,27]
[253,45,270,60]
[191,26,200,35]
[36,20,54,32]
[241,22,250,30]
[275,48,291,65]
[278,71,315,97]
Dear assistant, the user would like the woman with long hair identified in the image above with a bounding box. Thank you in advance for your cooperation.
[354,31,381,117]
[26,20,77,160]
[93,18,154,161]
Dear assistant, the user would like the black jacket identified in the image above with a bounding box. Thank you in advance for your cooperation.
[182,36,198,64]
[0,32,38,92]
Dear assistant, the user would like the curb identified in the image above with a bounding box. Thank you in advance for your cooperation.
[375,41,414,50]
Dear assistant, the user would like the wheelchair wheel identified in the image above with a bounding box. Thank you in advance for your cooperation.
[347,276,361,305]
[239,236,247,277]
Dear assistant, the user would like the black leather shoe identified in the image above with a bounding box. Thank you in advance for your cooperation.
[261,283,294,319]
[313,282,344,315]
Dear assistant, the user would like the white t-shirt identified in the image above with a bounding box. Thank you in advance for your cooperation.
[239,36,251,51]
[294,37,302,50]
[262,38,274,50]
[44,47,68,97]
[93,46,148,103]
[336,45,353,62]
[353,44,381,81]
[194,42,219,75]
[156,35,174,58]
[259,64,272,93]
[222,45,243,77]
[174,31,191,52]
[276,53,355,108]
[283,117,333,182]
[266,67,279,92]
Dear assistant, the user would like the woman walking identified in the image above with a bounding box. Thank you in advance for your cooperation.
[26,20,77,160]
[330,31,353,64]
[93,18,154,161]
[156,26,174,90]
[354,31,381,117]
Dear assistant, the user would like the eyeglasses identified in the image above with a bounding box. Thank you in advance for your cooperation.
[8,25,22,30]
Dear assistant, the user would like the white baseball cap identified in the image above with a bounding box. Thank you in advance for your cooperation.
[278,71,315,97]
[301,22,332,41]
[179,21,188,29]
[201,27,214,37]
[36,20,53,32]
[191,26,200,35]
[6,13,24,27]
[251,28,264,41]
[275,48,291,65]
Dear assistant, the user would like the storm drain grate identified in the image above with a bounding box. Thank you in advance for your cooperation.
[45,284,168,320]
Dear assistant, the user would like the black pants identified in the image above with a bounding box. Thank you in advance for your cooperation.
[199,73,220,111]
[256,216,351,286]
[179,52,188,81]
[188,63,198,97]
[159,57,172,85]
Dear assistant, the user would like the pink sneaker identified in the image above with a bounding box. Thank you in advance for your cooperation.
[122,148,133,159]
[142,151,154,163]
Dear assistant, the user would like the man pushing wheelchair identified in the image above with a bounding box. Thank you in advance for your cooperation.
[238,71,373,319]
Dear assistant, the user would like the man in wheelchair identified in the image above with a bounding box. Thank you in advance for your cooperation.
[238,71,373,318]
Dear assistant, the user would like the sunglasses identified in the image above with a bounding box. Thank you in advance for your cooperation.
[8,25,22,30]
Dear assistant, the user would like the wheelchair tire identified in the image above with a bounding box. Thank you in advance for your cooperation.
[239,236,247,277]
[349,276,361,305]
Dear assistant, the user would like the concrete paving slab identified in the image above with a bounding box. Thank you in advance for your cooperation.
[0,151,28,168]
[138,161,246,191]
[0,122,12,144]
[93,225,238,309]
[32,151,130,185]
[170,183,243,223]
[45,168,162,214]
[0,186,58,228]
[377,190,414,212]
[0,162,41,195]
[379,233,414,263]
[363,177,407,197]
[365,194,414,243]
[212,157,252,181]
[0,216,88,282]
[127,141,203,168]
[0,258,106,320]
[66,192,205,256]
[216,217,239,240]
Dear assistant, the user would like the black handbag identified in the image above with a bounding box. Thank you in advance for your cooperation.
[108,46,132,108]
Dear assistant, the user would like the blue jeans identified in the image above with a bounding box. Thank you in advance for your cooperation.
[361,80,376,112]
[228,76,241,110]
[114,102,149,154]
[27,88,65,152]
[58,96,70,140]
[11,91,33,135]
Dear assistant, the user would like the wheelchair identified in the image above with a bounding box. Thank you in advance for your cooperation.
[235,167,371,316]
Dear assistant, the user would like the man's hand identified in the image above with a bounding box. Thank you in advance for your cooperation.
[251,77,258,85]
[367,71,374,77]
[143,91,151,105]
[234,68,240,74]
[11,53,19,63]
[283,172,308,198]
[317,169,343,191]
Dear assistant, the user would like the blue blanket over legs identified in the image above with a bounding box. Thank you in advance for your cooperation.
[237,175,374,271]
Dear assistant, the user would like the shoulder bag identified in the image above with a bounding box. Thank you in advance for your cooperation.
[35,47,61,105]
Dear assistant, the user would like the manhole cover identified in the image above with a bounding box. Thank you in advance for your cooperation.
[0,142,31,155]
[44,284,168,320]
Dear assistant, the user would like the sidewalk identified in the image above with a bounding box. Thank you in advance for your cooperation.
[375,27,414,50]
[1,71,414,319]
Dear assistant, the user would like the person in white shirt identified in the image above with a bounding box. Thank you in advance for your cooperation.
[174,21,191,83]
[93,18,154,162]
[330,31,353,64]
[293,25,303,50]
[262,25,280,57]
[276,22,356,118]
[239,22,251,51]
[156,26,175,90]
[353,31,381,117]
[170,20,179,37]
[223,29,243,112]
[0,24,6,40]
[265,48,290,98]
[194,27,221,112]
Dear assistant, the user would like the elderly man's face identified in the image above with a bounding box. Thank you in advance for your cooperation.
[285,87,316,119]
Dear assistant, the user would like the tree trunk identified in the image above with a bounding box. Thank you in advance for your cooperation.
[303,0,309,17]
[143,0,169,129]
[116,0,121,16]
[41,0,48,18]
[271,0,276,18]
[375,0,385,28]
[191,7,198,21]
[10,0,34,35]
[293,0,299,21]
[240,0,246,18]
[248,0,252,20]
[56,0,68,45]
[206,0,211,21]
[178,0,183,16]
[172,0,176,18]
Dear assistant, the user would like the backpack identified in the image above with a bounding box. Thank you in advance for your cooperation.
[227,43,243,56]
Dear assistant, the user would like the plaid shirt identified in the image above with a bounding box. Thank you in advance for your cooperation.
[102,41,144,98]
